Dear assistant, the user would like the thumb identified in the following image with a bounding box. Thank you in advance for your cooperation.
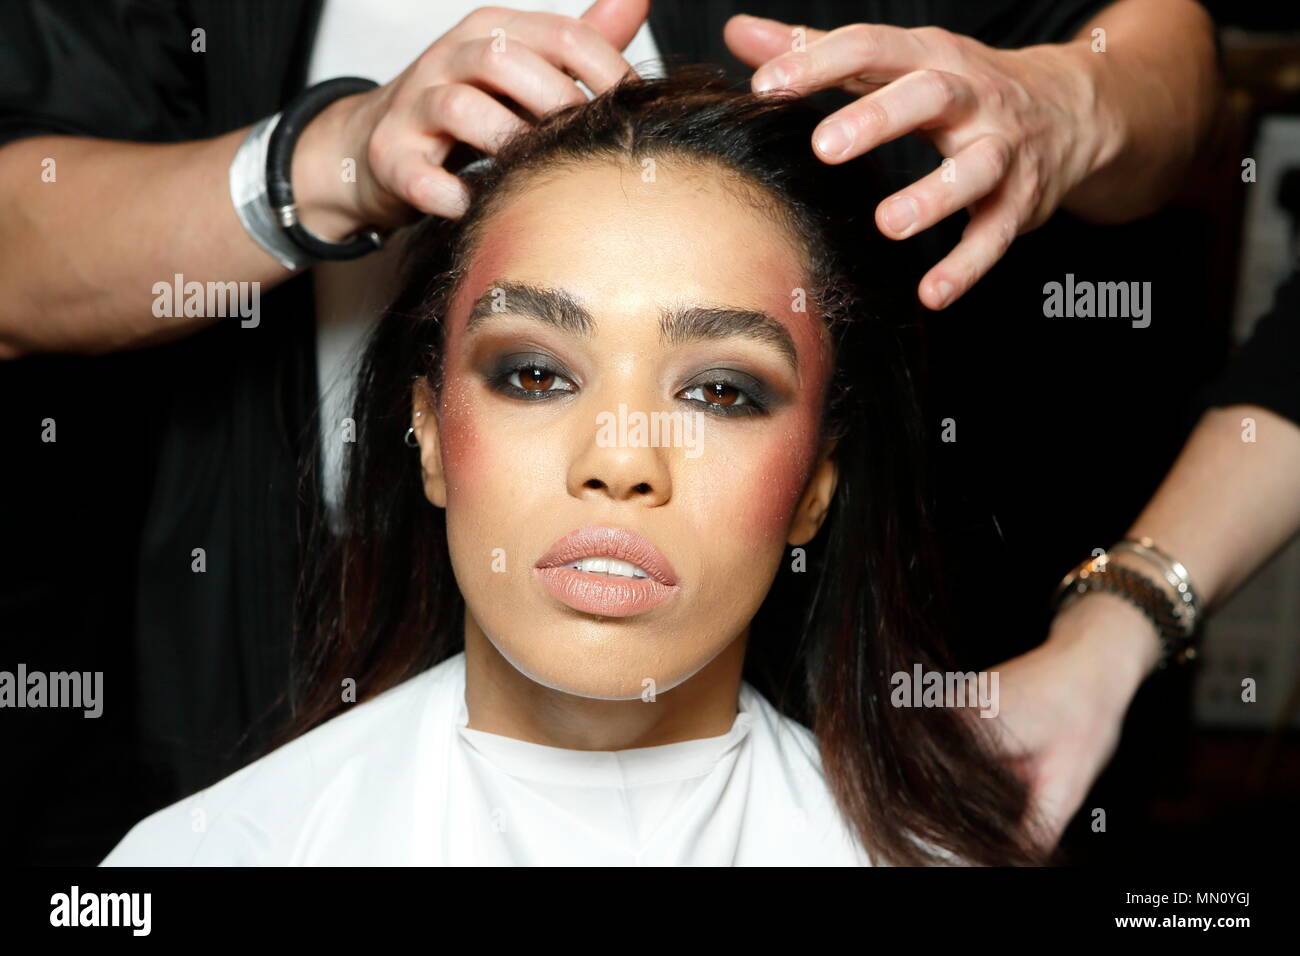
[581,0,650,52]
[723,13,825,68]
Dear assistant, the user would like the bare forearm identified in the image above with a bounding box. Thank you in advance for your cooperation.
[0,5,651,358]
[1058,0,1221,222]
[1125,404,1300,610]
[0,130,298,357]
[1047,404,1300,693]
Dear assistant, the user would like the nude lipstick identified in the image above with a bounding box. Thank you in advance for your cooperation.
[533,526,680,617]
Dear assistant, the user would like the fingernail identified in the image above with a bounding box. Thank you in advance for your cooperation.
[814,121,852,159]
[754,64,790,93]
[934,279,955,308]
[882,196,918,235]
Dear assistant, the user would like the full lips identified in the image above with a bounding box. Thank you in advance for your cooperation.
[533,526,681,617]
[533,567,678,617]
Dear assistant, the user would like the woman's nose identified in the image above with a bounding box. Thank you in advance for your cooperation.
[565,403,674,506]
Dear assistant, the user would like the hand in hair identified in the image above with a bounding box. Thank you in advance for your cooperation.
[983,593,1154,850]
[294,0,649,235]
[723,2,1219,311]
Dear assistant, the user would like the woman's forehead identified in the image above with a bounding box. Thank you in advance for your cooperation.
[452,159,815,332]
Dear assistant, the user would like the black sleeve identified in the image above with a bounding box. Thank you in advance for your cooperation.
[933,0,1223,76]
[920,0,1113,48]
[677,1,1121,56]
[0,0,323,862]
[0,0,204,147]
[1197,266,1300,427]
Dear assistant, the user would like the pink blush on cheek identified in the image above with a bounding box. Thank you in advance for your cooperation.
[435,377,482,494]
[734,276,833,544]
[735,432,820,546]
[433,233,524,492]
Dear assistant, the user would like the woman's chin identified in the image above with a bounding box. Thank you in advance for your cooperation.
[482,629,707,702]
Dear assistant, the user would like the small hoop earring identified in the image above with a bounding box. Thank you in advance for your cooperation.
[404,426,419,447]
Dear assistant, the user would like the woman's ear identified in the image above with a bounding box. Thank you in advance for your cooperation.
[788,438,838,547]
[411,379,447,509]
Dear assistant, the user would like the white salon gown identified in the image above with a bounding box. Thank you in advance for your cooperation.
[100,652,872,866]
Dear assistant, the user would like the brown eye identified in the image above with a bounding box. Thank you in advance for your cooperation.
[680,380,753,410]
[679,374,768,418]
[701,382,739,406]
[490,358,576,400]
[518,367,555,391]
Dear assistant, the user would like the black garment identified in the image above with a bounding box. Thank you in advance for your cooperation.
[1,0,1161,864]
[1198,265,1300,427]
[0,0,327,863]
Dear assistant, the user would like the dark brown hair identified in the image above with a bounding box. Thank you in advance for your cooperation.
[270,65,1049,866]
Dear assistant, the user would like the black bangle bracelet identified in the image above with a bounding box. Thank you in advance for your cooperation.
[266,76,383,261]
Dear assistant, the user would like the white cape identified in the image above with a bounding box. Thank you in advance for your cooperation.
[101,652,871,866]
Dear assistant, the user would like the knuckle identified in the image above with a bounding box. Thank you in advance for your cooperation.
[456,8,485,33]
[844,23,881,63]
[972,74,1009,112]
[914,25,960,58]
[993,215,1018,254]
[1003,217,1019,247]
[471,36,500,71]
[854,98,891,135]
[980,138,1012,182]
[559,84,588,110]
[912,25,943,45]
[918,68,956,108]
[414,41,446,76]
[462,7,502,31]
[435,83,476,127]
[399,166,428,205]
[1021,163,1043,207]
[908,185,941,222]
[553,18,586,53]
[768,54,799,86]
[952,256,980,290]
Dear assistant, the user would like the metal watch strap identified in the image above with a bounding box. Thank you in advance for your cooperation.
[1112,537,1201,637]
[1053,558,1195,669]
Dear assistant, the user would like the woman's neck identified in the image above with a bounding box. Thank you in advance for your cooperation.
[461,617,748,751]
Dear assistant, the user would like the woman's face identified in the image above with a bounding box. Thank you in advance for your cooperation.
[413,157,838,700]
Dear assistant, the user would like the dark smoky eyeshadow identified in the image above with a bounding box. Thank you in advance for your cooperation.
[481,350,577,400]
[680,367,783,416]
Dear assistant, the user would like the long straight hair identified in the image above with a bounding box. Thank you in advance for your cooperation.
[269,65,1049,866]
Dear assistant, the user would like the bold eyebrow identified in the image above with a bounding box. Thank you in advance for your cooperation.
[464,281,799,372]
[659,305,798,371]
[466,281,594,337]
